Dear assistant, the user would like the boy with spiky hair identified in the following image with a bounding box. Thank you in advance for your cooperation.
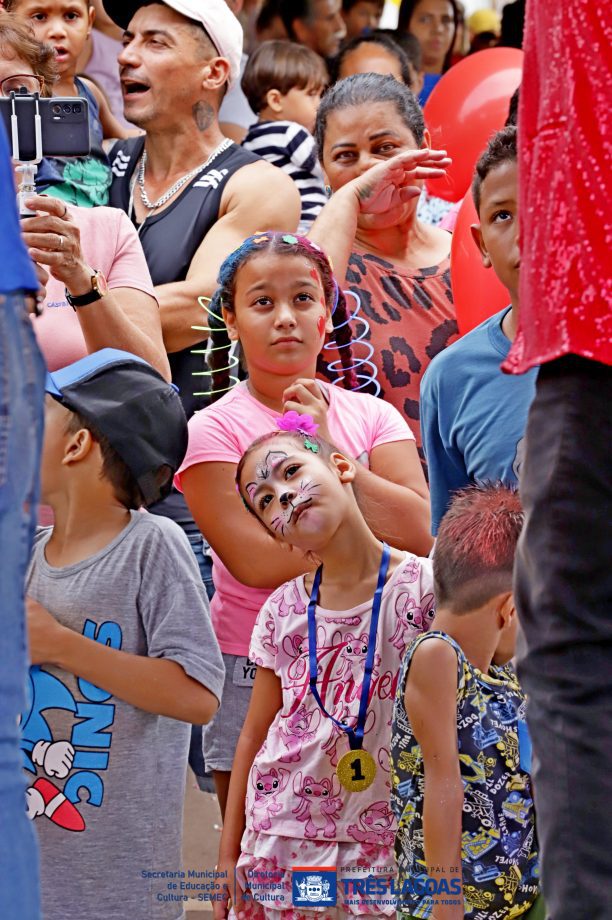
[391,483,543,920]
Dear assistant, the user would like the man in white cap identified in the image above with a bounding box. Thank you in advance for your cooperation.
[105,0,300,417]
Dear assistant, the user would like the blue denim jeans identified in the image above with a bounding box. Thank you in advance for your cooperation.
[0,292,45,919]
[186,533,216,789]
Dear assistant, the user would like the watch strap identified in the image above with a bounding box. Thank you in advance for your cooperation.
[66,270,105,309]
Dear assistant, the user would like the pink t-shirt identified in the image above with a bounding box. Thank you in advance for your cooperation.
[174,381,415,656]
[246,553,434,842]
[33,205,156,371]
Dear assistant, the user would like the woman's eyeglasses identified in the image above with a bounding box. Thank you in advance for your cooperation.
[0,74,45,97]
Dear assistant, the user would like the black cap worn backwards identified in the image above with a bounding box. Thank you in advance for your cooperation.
[46,349,188,507]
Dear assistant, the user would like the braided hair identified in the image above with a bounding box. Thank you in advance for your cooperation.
[208,232,358,401]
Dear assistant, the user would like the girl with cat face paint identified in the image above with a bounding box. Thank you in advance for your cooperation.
[212,417,435,919]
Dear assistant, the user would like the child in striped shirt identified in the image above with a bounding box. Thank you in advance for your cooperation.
[241,40,328,230]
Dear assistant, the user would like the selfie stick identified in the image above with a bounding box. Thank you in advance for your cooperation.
[10,91,42,218]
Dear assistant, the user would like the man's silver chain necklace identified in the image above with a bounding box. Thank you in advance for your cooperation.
[137,137,232,211]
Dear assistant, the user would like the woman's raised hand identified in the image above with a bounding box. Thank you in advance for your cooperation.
[349,148,451,216]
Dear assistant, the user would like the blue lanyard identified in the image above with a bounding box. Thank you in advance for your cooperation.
[307,542,391,751]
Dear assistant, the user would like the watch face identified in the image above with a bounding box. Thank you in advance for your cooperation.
[93,271,108,297]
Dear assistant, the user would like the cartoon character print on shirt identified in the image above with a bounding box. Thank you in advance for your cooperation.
[347,800,396,850]
[334,630,382,685]
[292,771,343,839]
[283,621,398,728]
[278,706,321,763]
[277,581,307,619]
[389,562,435,651]
[21,668,84,832]
[282,634,308,682]
[250,766,290,831]
[259,609,279,657]
[50,158,112,208]
[20,619,122,832]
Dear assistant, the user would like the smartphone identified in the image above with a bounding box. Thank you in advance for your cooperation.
[0,95,91,161]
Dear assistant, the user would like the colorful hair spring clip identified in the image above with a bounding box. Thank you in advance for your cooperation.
[191,294,240,398]
[275,411,319,436]
[324,289,381,396]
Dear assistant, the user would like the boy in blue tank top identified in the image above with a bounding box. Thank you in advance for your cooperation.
[390,483,544,920]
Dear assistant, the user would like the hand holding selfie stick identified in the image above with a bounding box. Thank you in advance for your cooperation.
[9,90,43,218]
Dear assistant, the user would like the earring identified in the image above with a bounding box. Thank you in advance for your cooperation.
[325,185,332,199]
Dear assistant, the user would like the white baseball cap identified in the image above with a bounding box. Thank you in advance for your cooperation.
[103,0,243,86]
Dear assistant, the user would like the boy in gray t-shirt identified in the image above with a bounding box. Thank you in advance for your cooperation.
[23,350,225,920]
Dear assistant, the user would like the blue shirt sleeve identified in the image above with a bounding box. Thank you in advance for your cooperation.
[421,361,470,535]
[0,120,38,293]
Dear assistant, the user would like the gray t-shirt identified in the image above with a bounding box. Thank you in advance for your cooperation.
[24,512,225,920]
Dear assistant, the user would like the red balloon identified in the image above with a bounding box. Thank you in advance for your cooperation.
[451,193,510,335]
[424,48,523,202]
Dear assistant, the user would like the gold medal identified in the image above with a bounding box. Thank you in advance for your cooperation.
[336,749,377,792]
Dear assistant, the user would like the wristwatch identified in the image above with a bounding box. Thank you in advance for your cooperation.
[65,269,108,309]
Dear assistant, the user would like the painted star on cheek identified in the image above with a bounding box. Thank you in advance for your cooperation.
[317,314,326,338]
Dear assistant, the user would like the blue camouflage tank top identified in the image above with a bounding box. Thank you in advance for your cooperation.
[390,631,539,919]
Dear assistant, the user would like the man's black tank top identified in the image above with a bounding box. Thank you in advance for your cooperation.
[109,137,260,529]
[109,136,259,419]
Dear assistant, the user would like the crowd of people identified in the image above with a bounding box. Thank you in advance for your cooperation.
[1,1,610,920]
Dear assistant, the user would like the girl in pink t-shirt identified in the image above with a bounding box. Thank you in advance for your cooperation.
[214,419,435,919]
[175,232,432,814]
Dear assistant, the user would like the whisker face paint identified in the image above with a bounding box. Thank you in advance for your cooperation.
[271,515,286,536]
